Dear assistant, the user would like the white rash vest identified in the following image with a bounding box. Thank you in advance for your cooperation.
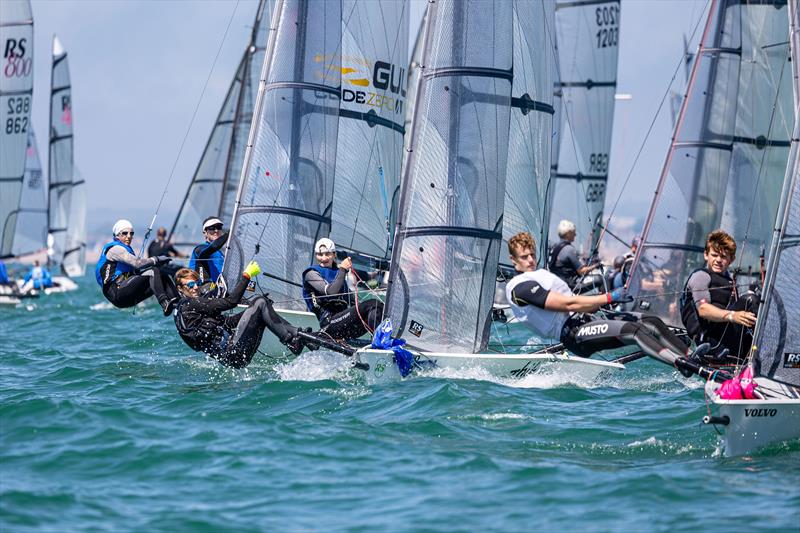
[505,269,572,341]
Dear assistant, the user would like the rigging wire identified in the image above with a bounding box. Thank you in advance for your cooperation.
[138,0,241,257]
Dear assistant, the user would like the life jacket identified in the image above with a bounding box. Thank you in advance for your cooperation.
[95,240,136,288]
[680,267,735,341]
[173,298,226,355]
[301,264,350,320]
[189,243,224,283]
[548,240,578,286]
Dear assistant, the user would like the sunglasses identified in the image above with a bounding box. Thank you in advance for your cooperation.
[182,280,200,289]
[204,224,223,232]
[119,231,134,237]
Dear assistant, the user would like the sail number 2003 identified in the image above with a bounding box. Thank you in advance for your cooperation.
[5,96,29,135]
[595,4,619,49]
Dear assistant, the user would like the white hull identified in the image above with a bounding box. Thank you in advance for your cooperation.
[355,347,624,384]
[16,276,78,295]
[0,284,21,305]
[257,307,320,356]
[705,381,800,455]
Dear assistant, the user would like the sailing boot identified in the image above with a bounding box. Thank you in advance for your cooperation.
[159,296,179,317]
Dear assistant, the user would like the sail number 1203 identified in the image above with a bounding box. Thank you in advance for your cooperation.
[595,4,619,49]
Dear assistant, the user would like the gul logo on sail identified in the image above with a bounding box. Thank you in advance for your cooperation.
[315,54,407,115]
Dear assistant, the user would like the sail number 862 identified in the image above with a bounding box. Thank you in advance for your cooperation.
[5,96,30,134]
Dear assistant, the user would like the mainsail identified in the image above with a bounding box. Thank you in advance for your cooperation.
[383,0,513,353]
[0,0,34,258]
[11,130,47,257]
[751,0,799,389]
[63,167,86,277]
[549,0,620,257]
[170,0,271,251]
[500,0,556,272]
[223,0,342,310]
[330,0,408,261]
[629,0,794,326]
[47,35,73,270]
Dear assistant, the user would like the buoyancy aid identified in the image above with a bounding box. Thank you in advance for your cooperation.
[680,267,735,340]
[189,243,224,283]
[301,264,350,320]
[95,240,136,288]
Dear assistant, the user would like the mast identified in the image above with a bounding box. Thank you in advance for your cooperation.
[0,0,34,259]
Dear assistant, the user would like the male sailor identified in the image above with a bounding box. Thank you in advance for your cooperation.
[95,219,178,313]
[189,217,227,288]
[506,231,709,363]
[0,260,11,286]
[172,262,313,368]
[680,229,757,362]
[22,260,53,291]
[548,219,601,289]
[147,227,186,259]
[302,237,384,340]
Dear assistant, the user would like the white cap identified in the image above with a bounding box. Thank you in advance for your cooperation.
[112,219,134,236]
[314,237,336,254]
[202,217,223,230]
[557,219,576,238]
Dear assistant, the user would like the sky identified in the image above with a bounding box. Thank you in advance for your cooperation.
[27,0,709,254]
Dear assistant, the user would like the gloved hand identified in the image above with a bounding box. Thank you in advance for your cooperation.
[152,255,172,266]
[243,260,261,279]
[609,287,634,304]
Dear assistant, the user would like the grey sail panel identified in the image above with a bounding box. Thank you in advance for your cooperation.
[63,167,86,277]
[630,0,793,327]
[223,0,342,309]
[752,0,799,388]
[11,130,47,257]
[500,0,556,270]
[384,0,513,353]
[0,0,34,257]
[171,2,271,251]
[330,0,408,260]
[549,0,620,256]
[48,36,73,269]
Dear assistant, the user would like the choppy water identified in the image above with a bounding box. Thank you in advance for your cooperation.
[2,273,799,532]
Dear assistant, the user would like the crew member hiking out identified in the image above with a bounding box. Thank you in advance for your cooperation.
[171,262,313,368]
[680,229,757,363]
[189,217,227,289]
[95,219,178,313]
[302,237,383,340]
[548,219,601,290]
[506,232,711,365]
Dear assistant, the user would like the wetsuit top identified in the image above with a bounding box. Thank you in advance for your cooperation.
[95,240,143,288]
[505,269,572,341]
[548,240,582,287]
[148,239,180,258]
[0,261,9,284]
[173,274,249,354]
[680,267,735,341]
[302,264,350,320]
[24,266,53,288]
[190,232,228,283]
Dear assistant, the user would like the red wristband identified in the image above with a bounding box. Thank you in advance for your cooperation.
[607,293,612,304]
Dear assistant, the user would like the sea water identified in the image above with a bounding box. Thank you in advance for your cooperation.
[1,273,798,531]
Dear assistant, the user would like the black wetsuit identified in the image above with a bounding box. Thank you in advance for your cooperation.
[173,275,298,368]
[510,279,689,360]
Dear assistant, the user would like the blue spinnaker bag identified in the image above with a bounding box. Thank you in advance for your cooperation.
[371,318,416,377]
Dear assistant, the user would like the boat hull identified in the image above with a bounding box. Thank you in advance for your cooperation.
[16,276,78,295]
[257,307,320,356]
[355,348,624,384]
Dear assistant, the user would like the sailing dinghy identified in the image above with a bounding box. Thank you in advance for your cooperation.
[354,0,624,383]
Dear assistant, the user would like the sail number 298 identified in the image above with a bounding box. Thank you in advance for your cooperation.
[595,4,619,49]
[5,96,29,134]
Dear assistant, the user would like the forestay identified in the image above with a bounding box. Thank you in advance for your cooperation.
[223,0,342,310]
[549,0,620,256]
[170,0,271,252]
[0,0,34,258]
[48,36,73,270]
[629,0,793,326]
[751,0,799,388]
[11,131,47,257]
[330,0,408,261]
[500,0,556,271]
[383,0,513,353]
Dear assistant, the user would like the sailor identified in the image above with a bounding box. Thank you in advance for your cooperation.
[189,217,227,287]
[506,231,708,363]
[172,262,311,368]
[302,237,384,340]
[95,219,178,313]
[0,260,10,286]
[147,227,186,259]
[606,255,627,290]
[22,260,54,291]
[548,219,601,289]
[680,229,757,361]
